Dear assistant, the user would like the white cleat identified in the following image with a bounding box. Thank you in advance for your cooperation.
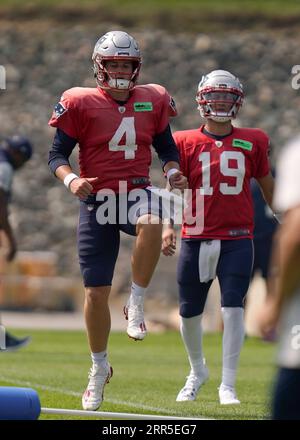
[219,384,240,405]
[82,363,113,411]
[124,296,147,341]
[176,367,209,402]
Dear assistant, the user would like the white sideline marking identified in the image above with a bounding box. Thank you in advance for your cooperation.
[0,376,211,419]
[41,408,200,420]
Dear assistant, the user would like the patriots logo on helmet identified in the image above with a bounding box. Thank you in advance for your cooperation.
[54,102,67,119]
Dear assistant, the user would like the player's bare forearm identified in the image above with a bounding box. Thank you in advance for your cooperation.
[162,179,179,253]
[54,164,74,181]
[164,175,183,228]
[163,188,174,228]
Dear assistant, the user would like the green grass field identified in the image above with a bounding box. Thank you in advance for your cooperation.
[0,329,277,420]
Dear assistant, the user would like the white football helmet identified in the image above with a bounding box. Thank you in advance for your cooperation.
[92,30,141,91]
[196,70,244,122]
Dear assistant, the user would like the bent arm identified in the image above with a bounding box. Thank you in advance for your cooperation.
[48,127,79,186]
[48,128,98,199]
[48,128,77,177]
[152,124,180,172]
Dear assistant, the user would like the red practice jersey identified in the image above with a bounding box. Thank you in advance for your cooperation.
[174,125,270,240]
[49,84,177,192]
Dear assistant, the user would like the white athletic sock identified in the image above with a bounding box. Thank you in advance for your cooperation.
[221,307,245,389]
[91,350,108,371]
[180,315,205,376]
[129,282,147,303]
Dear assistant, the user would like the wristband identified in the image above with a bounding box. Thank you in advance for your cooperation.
[166,168,179,181]
[64,173,79,189]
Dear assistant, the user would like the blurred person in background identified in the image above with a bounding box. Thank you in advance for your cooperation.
[259,135,300,420]
[247,176,278,341]
[251,175,277,283]
[0,135,32,352]
[162,70,275,405]
[48,30,186,411]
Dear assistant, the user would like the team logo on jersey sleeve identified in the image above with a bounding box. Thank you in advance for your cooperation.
[54,102,68,119]
[134,102,153,112]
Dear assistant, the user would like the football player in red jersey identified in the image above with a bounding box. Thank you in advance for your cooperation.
[48,30,187,411]
[162,70,275,404]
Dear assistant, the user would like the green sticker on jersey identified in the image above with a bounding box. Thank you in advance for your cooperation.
[232,139,253,151]
[134,102,153,112]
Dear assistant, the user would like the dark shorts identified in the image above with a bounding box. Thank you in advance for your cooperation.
[177,238,254,317]
[77,189,163,287]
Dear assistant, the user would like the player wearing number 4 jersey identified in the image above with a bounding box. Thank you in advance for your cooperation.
[48,30,187,411]
[162,70,275,404]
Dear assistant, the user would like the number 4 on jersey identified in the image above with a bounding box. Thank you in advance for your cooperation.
[108,117,137,159]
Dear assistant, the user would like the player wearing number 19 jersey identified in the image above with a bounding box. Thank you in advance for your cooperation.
[48,31,187,412]
[175,125,270,239]
[162,70,274,405]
